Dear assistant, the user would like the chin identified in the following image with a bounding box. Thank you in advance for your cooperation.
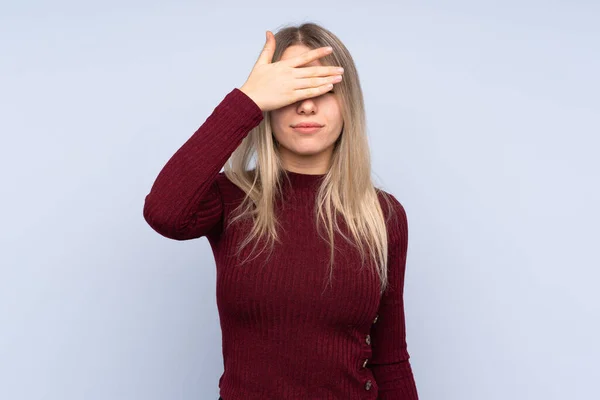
[291,146,319,154]
[293,146,328,156]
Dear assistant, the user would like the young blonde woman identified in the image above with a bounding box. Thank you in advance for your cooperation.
[143,22,419,400]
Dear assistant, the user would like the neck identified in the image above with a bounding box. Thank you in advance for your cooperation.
[282,168,326,190]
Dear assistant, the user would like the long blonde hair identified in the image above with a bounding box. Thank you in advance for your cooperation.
[223,22,398,295]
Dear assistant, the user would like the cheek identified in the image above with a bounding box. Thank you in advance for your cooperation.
[324,99,343,123]
[270,109,291,128]
[326,111,344,129]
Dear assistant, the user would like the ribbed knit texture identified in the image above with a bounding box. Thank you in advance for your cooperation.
[143,88,419,399]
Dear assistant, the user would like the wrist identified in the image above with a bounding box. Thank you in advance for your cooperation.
[239,86,262,111]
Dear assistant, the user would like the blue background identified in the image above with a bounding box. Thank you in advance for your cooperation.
[1,1,598,399]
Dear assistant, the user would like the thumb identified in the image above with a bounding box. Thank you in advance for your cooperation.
[256,30,275,65]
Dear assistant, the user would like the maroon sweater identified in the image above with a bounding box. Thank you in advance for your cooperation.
[143,88,419,399]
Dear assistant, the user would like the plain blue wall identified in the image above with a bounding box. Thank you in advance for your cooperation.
[1,1,598,399]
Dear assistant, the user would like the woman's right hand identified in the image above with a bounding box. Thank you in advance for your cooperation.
[239,30,344,112]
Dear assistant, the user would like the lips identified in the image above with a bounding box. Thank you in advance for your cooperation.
[292,122,324,128]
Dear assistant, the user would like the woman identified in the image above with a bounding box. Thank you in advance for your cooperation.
[143,22,419,399]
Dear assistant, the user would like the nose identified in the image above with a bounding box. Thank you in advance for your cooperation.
[297,98,317,115]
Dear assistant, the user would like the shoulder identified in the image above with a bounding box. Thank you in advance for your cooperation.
[375,188,407,225]
[214,170,251,205]
[375,187,408,245]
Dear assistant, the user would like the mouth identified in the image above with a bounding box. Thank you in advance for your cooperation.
[291,122,325,134]
[291,123,324,128]
[292,125,324,134]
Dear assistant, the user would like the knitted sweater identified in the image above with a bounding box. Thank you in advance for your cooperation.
[143,88,419,399]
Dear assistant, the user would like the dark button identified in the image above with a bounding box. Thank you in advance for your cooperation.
[362,358,369,368]
[365,334,371,345]
[373,314,379,324]
[365,380,372,390]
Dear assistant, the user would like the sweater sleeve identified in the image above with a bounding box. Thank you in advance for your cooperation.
[368,195,419,399]
[143,88,264,241]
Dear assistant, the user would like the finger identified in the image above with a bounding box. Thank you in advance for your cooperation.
[284,46,333,68]
[292,84,334,102]
[294,75,342,90]
[293,65,344,78]
[256,30,275,65]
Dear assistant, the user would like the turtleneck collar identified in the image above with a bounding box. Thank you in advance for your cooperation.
[281,169,327,190]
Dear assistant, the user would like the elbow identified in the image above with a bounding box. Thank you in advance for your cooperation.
[142,194,186,240]
[142,194,220,241]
